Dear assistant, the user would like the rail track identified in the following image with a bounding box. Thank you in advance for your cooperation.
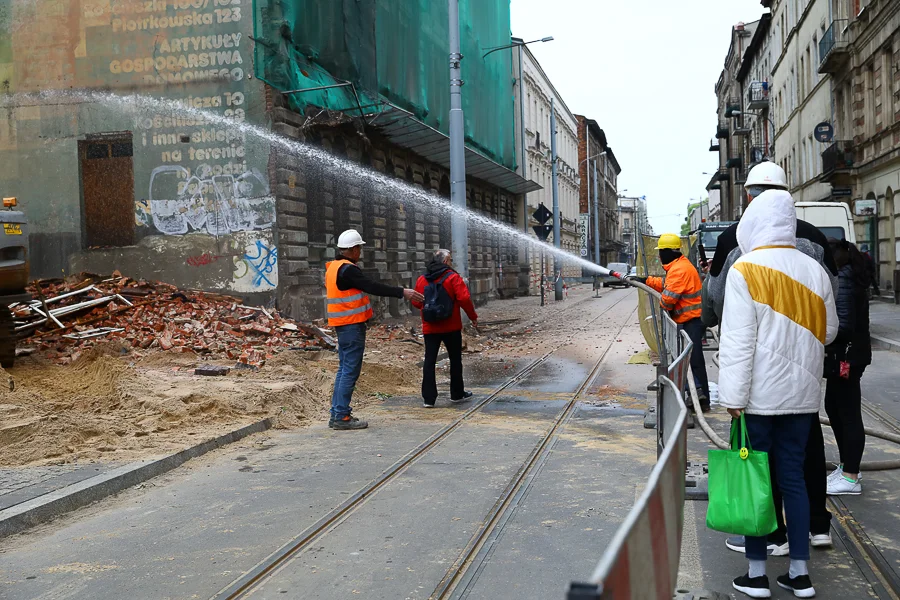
[211,290,638,600]
[827,396,900,600]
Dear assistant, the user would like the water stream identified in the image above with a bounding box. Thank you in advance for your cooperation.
[1,89,620,278]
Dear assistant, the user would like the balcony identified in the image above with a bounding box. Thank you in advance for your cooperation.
[716,120,730,139]
[709,137,720,152]
[716,166,730,182]
[725,98,742,118]
[760,0,772,6]
[819,20,849,74]
[747,82,769,110]
[821,141,855,178]
[725,156,743,170]
[732,121,752,137]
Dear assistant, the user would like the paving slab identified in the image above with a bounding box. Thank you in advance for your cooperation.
[0,421,444,600]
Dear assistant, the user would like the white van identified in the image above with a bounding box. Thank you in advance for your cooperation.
[795,202,856,245]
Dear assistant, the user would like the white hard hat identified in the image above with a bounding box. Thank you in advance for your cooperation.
[337,229,365,249]
[744,161,788,190]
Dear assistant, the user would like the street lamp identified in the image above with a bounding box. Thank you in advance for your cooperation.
[580,151,607,267]
[448,0,468,281]
[482,36,554,60]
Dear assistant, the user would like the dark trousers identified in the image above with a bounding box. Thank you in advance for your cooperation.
[824,367,866,474]
[771,417,831,539]
[744,413,814,561]
[422,330,464,403]
[680,318,710,401]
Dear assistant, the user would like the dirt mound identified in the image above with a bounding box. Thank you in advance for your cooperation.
[0,340,422,466]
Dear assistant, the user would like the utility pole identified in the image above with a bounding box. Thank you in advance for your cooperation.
[448,0,468,281]
[593,159,601,267]
[551,98,562,301]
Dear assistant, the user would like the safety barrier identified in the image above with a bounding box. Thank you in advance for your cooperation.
[567,375,689,599]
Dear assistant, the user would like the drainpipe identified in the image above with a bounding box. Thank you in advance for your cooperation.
[585,123,592,263]
[519,43,528,234]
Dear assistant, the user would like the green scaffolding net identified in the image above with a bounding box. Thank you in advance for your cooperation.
[253,0,516,170]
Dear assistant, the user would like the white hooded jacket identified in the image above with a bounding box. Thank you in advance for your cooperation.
[718,190,838,415]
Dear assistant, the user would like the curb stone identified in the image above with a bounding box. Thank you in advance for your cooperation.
[870,334,900,353]
[0,418,272,538]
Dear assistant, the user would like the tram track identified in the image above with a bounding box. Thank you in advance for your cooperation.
[211,290,637,600]
[827,396,900,600]
[429,304,637,600]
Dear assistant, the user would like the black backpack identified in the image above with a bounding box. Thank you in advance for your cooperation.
[422,273,454,323]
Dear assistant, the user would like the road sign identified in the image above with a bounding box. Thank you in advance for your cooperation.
[814,122,834,143]
[532,224,553,241]
[855,199,877,216]
[832,187,852,197]
[533,203,552,225]
[579,213,590,257]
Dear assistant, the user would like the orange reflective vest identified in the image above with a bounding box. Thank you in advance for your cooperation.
[325,259,373,327]
[646,255,703,324]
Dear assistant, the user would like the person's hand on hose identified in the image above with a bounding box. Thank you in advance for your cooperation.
[727,408,743,419]
[404,288,425,303]
[627,276,647,285]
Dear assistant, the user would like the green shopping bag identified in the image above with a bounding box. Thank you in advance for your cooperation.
[706,414,778,536]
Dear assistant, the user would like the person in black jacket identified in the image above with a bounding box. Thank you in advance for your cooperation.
[824,239,872,496]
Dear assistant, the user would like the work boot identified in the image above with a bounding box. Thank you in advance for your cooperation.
[330,415,368,430]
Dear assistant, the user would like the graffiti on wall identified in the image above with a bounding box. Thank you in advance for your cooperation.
[141,165,275,235]
[231,233,278,292]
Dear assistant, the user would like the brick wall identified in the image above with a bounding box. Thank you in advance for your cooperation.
[268,94,522,321]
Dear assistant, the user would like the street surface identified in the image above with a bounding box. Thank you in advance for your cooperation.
[1,289,899,599]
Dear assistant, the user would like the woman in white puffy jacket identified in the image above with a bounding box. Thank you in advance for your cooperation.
[719,190,838,600]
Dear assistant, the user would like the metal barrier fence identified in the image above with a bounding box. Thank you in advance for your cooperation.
[567,292,692,600]
[567,375,689,599]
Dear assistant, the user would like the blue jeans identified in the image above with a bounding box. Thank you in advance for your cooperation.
[744,413,815,561]
[330,322,367,420]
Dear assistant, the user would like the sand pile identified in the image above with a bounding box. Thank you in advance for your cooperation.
[0,339,421,467]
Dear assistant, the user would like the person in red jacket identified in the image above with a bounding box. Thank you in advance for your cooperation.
[412,249,478,407]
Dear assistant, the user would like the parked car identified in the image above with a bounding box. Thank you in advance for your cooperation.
[629,266,637,277]
[600,262,630,288]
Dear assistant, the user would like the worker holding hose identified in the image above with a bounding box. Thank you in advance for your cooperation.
[629,233,710,412]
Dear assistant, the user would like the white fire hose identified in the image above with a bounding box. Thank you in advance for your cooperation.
[616,275,900,470]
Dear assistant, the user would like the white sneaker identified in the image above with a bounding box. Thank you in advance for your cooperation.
[827,465,843,482]
[810,532,833,548]
[827,475,861,496]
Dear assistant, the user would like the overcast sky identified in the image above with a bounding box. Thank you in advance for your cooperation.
[511,0,767,236]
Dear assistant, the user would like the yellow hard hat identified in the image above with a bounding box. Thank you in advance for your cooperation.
[655,233,682,250]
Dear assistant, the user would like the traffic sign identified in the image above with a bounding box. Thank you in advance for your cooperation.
[533,224,553,241]
[533,203,552,225]
[814,122,834,143]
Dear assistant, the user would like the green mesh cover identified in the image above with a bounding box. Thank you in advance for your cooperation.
[253,0,515,170]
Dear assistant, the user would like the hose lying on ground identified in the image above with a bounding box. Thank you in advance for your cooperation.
[619,276,900,471]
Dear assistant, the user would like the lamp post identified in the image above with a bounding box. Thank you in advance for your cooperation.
[580,150,607,266]
[448,0,468,281]
[551,98,562,301]
[483,37,553,237]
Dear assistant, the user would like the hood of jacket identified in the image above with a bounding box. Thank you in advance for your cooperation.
[736,189,797,254]
[425,261,453,282]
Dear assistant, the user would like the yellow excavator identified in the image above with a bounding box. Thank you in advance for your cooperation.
[0,197,31,368]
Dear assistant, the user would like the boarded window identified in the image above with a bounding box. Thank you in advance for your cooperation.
[79,135,136,248]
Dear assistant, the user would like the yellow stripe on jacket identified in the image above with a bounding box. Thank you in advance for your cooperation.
[732,261,827,343]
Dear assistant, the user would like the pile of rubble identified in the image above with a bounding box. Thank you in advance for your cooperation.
[16,274,333,367]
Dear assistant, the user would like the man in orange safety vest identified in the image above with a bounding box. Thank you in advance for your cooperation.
[630,233,710,411]
[325,229,424,430]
